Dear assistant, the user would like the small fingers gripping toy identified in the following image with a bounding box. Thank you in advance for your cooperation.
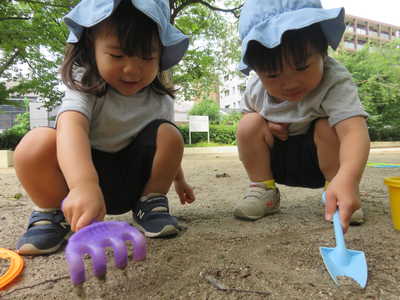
[65,221,146,285]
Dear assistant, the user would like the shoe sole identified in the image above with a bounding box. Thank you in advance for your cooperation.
[136,224,178,238]
[16,231,72,256]
[233,208,280,220]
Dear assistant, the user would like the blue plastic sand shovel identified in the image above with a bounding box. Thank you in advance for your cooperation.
[319,193,368,288]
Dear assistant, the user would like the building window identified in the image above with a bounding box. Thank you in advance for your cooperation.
[0,98,27,130]
[224,90,229,96]
[344,40,355,49]
[380,31,390,39]
[356,26,367,35]
[224,74,229,81]
[346,24,354,32]
[369,29,378,37]
[239,85,246,95]
[357,41,367,49]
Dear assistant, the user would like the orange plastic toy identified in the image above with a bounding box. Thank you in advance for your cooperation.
[0,248,24,290]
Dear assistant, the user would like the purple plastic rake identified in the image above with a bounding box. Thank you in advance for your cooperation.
[65,221,146,285]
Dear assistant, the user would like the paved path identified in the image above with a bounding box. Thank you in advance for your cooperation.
[184,143,400,155]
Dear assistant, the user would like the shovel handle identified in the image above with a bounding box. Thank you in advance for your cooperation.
[332,210,347,250]
[322,193,347,251]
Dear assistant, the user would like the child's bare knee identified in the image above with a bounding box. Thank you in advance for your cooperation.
[14,128,56,168]
[157,123,183,148]
[237,113,266,139]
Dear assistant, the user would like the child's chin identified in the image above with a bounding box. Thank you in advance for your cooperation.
[286,96,304,102]
[116,88,140,96]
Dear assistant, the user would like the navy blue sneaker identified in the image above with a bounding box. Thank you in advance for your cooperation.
[133,194,178,238]
[16,210,71,255]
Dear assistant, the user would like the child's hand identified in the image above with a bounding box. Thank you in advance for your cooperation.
[324,177,361,233]
[174,179,195,205]
[268,121,289,141]
[62,182,106,232]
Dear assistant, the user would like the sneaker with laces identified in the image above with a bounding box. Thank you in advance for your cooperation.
[133,194,179,238]
[16,209,71,255]
[350,208,364,225]
[234,185,280,220]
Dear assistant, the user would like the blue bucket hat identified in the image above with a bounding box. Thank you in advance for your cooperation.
[64,0,189,70]
[239,0,345,75]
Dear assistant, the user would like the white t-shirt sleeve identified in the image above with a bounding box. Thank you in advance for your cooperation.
[56,88,95,124]
[321,76,368,127]
[165,97,175,122]
[241,74,261,113]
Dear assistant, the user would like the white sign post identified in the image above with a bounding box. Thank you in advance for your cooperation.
[188,115,209,144]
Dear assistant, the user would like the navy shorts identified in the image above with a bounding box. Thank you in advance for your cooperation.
[92,119,176,214]
[271,121,325,188]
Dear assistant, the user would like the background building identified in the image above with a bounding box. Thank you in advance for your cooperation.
[219,71,246,112]
[342,14,400,51]
[218,61,248,115]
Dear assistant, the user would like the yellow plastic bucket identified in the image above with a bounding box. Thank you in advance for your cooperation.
[384,176,400,231]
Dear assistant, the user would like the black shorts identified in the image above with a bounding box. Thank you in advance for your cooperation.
[271,121,325,188]
[92,119,176,214]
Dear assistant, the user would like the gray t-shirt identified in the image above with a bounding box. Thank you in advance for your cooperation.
[241,56,368,135]
[56,87,174,152]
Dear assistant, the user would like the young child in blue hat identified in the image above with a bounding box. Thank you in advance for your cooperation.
[234,0,370,232]
[14,0,195,255]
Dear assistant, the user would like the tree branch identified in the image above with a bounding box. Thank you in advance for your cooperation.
[14,0,72,8]
[197,0,242,17]
[171,0,242,23]
[0,17,31,21]
[0,49,21,78]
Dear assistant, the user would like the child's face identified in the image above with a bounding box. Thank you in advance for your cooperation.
[256,52,324,102]
[94,29,160,96]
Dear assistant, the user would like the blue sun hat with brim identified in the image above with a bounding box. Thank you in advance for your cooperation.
[64,0,189,70]
[238,0,345,75]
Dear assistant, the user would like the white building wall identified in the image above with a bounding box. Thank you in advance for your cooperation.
[219,71,248,111]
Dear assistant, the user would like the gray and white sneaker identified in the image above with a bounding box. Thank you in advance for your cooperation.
[350,208,365,225]
[234,185,280,220]
[16,209,71,255]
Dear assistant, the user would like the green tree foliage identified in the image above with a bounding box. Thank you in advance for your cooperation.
[220,110,241,125]
[0,0,242,107]
[189,99,221,123]
[0,0,71,107]
[332,40,400,130]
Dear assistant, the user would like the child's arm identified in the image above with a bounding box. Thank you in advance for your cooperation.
[56,111,106,232]
[325,116,370,232]
[267,121,289,141]
[174,166,195,204]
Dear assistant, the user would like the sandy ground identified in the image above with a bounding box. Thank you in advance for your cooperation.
[1,148,400,299]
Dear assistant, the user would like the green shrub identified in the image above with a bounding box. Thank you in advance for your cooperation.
[0,111,30,150]
[368,126,400,141]
[178,124,236,144]
[220,111,241,126]
[0,130,25,150]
